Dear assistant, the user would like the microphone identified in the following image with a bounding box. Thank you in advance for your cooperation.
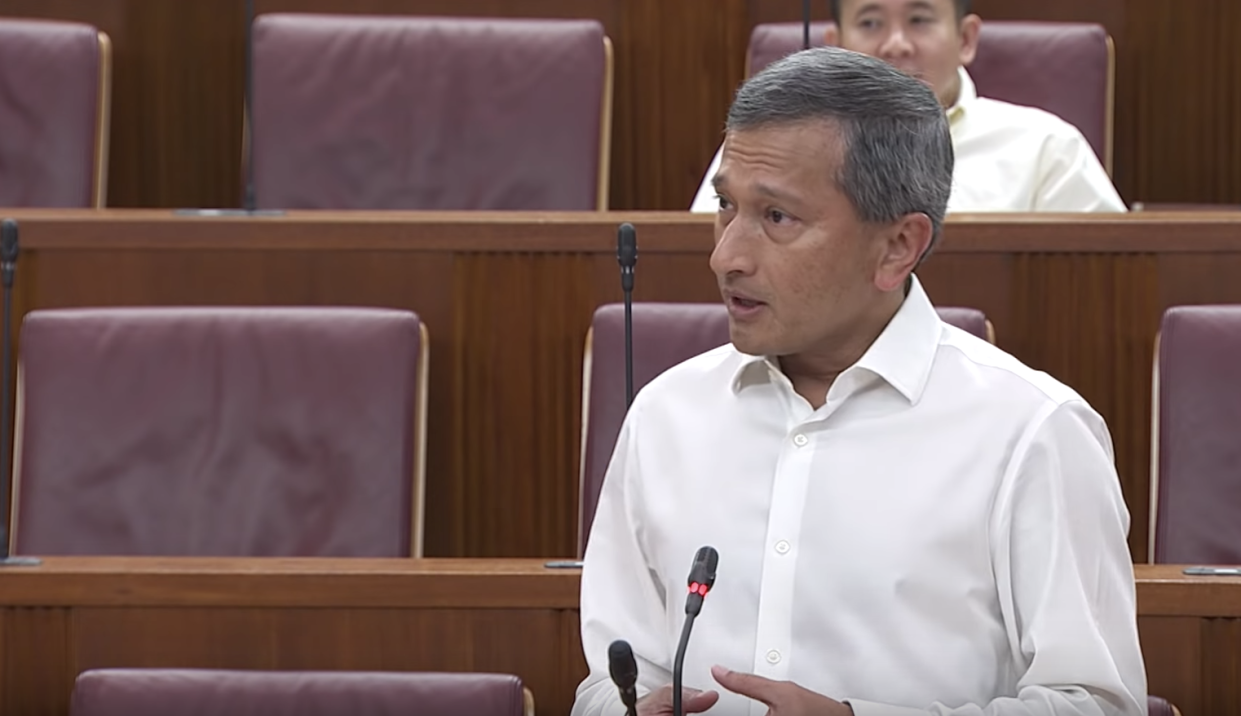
[173,0,283,217]
[673,546,718,716]
[617,222,637,408]
[608,639,639,716]
[0,220,40,566]
[803,0,812,49]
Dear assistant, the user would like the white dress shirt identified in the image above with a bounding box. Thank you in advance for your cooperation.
[689,68,1127,214]
[573,277,1146,716]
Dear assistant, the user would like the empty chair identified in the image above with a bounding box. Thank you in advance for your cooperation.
[746,20,1113,171]
[69,669,532,716]
[10,307,429,557]
[576,302,993,555]
[0,18,112,207]
[1150,306,1241,564]
[251,14,613,210]
[1148,695,1181,716]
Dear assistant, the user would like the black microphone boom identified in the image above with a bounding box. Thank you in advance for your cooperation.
[617,222,638,408]
[608,639,639,716]
[803,0,812,49]
[0,220,41,566]
[673,546,718,716]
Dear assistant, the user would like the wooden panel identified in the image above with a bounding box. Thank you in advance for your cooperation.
[0,559,1236,716]
[6,212,1241,560]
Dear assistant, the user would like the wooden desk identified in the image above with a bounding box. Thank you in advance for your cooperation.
[6,210,1241,562]
[0,559,1235,716]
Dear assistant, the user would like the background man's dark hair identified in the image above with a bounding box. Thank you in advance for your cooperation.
[829,0,972,23]
[726,46,954,256]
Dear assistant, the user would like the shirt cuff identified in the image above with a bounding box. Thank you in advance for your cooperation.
[845,699,928,716]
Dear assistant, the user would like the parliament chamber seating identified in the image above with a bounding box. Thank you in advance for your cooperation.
[250,14,613,210]
[9,307,429,558]
[576,301,994,556]
[0,18,112,207]
[68,669,533,716]
[1149,305,1241,564]
[746,20,1114,173]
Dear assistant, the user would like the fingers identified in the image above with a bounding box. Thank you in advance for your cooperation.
[711,664,778,705]
[636,685,719,716]
[683,688,721,713]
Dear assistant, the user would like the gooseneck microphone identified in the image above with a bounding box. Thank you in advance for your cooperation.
[673,546,718,716]
[617,222,638,408]
[608,639,639,716]
[0,220,40,566]
[803,0,812,49]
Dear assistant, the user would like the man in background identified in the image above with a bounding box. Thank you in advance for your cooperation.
[690,0,1126,213]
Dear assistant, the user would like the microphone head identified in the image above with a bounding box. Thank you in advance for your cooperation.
[617,222,637,269]
[607,639,638,689]
[1,219,18,263]
[688,546,719,590]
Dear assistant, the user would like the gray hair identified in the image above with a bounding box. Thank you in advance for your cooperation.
[726,46,953,256]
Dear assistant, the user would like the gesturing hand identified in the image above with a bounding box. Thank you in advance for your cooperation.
[712,665,854,716]
[635,684,720,715]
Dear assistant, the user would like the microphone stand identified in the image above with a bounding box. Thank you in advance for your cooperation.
[617,223,637,408]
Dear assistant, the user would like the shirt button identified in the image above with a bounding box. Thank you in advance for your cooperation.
[793,434,808,447]
[765,649,781,664]
[775,540,791,555]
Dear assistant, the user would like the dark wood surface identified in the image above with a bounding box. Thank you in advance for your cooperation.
[0,558,1234,716]
[0,0,1236,210]
[5,210,1241,563]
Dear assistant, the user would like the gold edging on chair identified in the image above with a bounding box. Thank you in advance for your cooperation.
[93,31,114,207]
[1148,330,1162,563]
[596,35,615,211]
[8,361,27,553]
[523,685,536,716]
[1103,34,1116,178]
[984,319,996,345]
[411,321,430,558]
[575,325,596,558]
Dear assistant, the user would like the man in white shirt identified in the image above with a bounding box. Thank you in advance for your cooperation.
[689,0,1127,213]
[575,46,1145,716]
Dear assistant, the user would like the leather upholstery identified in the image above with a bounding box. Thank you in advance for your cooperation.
[1148,695,1179,716]
[69,669,527,716]
[1152,306,1241,564]
[12,307,425,557]
[577,302,992,556]
[251,14,610,210]
[746,21,1112,168]
[0,18,111,207]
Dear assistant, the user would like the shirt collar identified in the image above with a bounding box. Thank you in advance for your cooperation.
[947,66,977,124]
[730,275,943,404]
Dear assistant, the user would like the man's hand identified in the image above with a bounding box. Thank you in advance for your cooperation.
[635,684,720,715]
[712,665,854,716]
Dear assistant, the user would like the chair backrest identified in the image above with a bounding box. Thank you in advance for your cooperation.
[746,20,1113,172]
[251,14,612,210]
[576,302,993,556]
[11,307,429,557]
[1148,695,1181,716]
[0,18,112,207]
[69,669,531,716]
[1150,306,1241,564]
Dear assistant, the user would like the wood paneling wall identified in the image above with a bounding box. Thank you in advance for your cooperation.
[0,0,1236,210]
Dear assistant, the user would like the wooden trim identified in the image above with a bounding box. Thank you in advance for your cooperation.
[413,321,430,558]
[93,31,114,207]
[984,318,996,346]
[576,325,595,558]
[1103,34,1116,178]
[596,36,615,211]
[1148,330,1162,563]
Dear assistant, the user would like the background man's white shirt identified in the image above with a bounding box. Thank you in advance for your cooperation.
[689,68,1127,213]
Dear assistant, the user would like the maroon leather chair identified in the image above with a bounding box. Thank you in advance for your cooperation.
[10,307,429,557]
[251,14,612,210]
[576,302,993,556]
[0,18,112,207]
[69,669,532,716]
[746,20,1113,172]
[1148,695,1181,716]
[1150,306,1241,564]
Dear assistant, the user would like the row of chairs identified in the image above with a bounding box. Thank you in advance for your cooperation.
[1,14,1113,209]
[7,302,1234,571]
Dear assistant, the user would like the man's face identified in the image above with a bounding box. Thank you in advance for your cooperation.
[834,0,979,108]
[708,122,888,359]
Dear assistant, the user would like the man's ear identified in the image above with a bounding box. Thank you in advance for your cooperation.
[824,23,840,47]
[958,14,981,66]
[874,213,934,292]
